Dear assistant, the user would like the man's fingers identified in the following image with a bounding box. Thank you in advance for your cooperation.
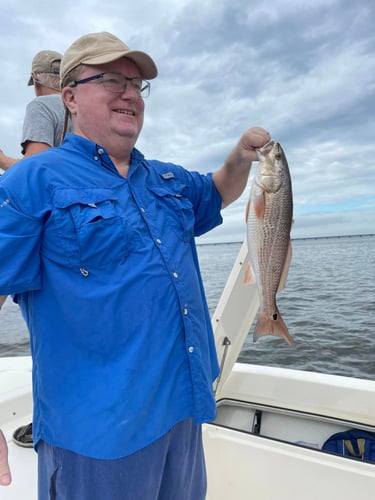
[241,127,272,152]
[0,430,11,486]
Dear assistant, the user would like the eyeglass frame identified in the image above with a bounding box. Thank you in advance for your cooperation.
[68,72,151,98]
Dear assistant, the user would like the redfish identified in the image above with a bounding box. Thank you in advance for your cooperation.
[245,140,294,345]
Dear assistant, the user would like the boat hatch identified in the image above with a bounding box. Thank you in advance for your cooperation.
[212,398,375,463]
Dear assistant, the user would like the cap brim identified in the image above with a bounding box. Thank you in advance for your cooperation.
[27,76,34,86]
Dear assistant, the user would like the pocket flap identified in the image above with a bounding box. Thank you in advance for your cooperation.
[53,188,118,208]
[148,183,188,199]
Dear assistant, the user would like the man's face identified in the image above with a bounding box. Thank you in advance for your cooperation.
[64,57,145,149]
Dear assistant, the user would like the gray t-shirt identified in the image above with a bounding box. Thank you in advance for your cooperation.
[21,94,72,154]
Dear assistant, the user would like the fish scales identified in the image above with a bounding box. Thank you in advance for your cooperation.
[246,140,294,345]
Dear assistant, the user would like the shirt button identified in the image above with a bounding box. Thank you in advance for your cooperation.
[156,239,162,244]
[140,207,146,213]
[98,148,104,155]
[173,272,178,278]
[183,307,188,315]
[80,268,89,277]
[93,156,99,161]
[188,346,194,353]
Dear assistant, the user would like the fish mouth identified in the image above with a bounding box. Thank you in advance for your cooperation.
[256,139,275,160]
[257,139,275,153]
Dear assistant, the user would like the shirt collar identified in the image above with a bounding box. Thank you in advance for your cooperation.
[62,133,145,173]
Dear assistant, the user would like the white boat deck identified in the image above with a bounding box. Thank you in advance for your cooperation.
[0,357,35,499]
[1,356,375,499]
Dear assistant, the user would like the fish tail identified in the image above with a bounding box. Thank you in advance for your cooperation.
[253,309,294,346]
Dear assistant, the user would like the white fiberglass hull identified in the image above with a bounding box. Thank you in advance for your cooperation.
[1,357,375,499]
[205,362,375,499]
[0,356,35,500]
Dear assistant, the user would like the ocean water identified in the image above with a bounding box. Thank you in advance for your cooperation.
[1,235,374,381]
[198,234,375,381]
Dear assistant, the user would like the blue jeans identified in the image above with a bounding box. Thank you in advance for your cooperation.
[38,418,206,499]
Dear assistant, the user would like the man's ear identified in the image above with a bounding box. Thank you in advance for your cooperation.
[62,86,77,115]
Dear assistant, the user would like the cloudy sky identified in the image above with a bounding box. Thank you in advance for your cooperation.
[0,0,374,243]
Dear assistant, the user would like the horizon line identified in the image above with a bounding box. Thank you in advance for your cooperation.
[196,233,374,246]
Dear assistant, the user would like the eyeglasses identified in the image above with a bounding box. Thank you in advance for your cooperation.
[69,72,151,98]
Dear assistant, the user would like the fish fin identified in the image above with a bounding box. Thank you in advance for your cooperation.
[253,309,293,346]
[253,190,265,218]
[277,239,293,293]
[243,262,256,285]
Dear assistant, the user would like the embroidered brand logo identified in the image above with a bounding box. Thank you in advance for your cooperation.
[161,172,175,180]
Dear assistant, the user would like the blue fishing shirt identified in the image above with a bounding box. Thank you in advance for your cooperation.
[0,134,222,459]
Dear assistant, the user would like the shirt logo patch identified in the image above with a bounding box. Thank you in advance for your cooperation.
[161,172,175,180]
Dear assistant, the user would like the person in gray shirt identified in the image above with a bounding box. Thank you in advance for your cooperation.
[0,49,70,170]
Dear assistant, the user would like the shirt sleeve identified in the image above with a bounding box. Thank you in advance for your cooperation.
[0,185,42,294]
[192,172,223,236]
[21,98,56,153]
[175,169,223,237]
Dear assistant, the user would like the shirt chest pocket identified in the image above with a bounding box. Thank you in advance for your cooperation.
[147,183,195,242]
[51,188,131,268]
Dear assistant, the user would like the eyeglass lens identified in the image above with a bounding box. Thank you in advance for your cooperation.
[102,74,150,97]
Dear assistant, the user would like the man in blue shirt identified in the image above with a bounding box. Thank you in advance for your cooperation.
[0,32,271,499]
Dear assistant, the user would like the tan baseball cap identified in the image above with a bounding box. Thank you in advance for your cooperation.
[60,32,158,85]
[28,50,62,86]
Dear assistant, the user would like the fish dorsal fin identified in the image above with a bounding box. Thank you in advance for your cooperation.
[277,239,292,293]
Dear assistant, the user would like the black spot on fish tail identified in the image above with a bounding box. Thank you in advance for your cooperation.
[273,313,278,320]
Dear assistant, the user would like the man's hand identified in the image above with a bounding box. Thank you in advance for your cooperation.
[0,149,17,172]
[0,296,7,310]
[212,127,271,208]
[236,127,271,163]
[0,430,11,486]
